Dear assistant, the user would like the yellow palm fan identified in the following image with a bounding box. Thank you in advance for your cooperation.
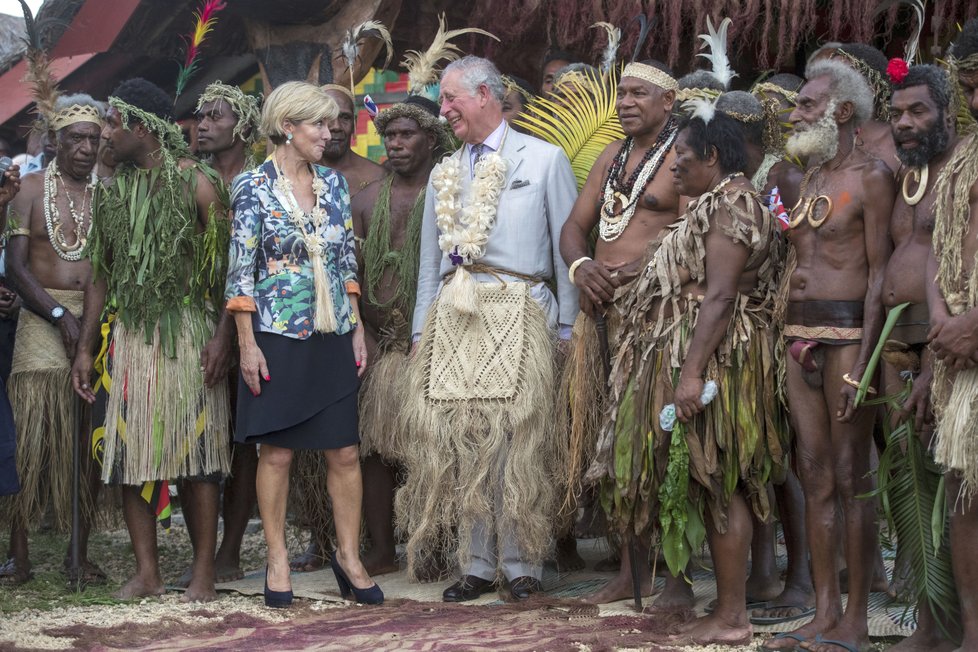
[514,68,624,190]
[402,13,499,96]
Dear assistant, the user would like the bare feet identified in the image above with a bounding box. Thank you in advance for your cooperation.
[646,576,695,612]
[173,565,194,589]
[214,557,244,584]
[669,612,753,646]
[290,541,327,573]
[114,574,166,600]
[887,627,957,652]
[182,574,218,603]
[0,557,32,585]
[554,535,585,572]
[750,584,816,624]
[362,547,399,576]
[63,559,108,586]
[580,568,654,605]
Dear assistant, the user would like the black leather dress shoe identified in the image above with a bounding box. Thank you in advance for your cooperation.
[442,575,496,602]
[508,576,542,600]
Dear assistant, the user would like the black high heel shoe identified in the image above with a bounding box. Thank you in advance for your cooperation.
[330,555,384,604]
[264,567,293,608]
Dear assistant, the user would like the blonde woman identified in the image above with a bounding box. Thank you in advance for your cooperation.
[225,81,381,606]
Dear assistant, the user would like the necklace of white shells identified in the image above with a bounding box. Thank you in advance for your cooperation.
[271,155,338,332]
[431,127,509,266]
[43,160,97,262]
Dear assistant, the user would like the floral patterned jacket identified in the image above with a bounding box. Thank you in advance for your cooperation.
[225,159,360,339]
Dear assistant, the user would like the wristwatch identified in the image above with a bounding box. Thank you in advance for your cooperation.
[50,305,66,323]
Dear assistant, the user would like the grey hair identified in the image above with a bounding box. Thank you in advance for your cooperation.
[807,41,843,66]
[442,56,506,102]
[53,93,105,117]
[678,69,727,92]
[716,90,763,116]
[805,58,874,126]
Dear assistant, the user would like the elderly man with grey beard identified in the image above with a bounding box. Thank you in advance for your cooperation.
[395,55,578,603]
[760,59,895,652]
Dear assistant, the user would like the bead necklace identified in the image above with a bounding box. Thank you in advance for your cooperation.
[599,117,678,242]
[272,156,327,256]
[43,160,97,262]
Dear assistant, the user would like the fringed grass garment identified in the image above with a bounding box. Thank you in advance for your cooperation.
[587,182,789,576]
[2,290,96,530]
[395,280,559,579]
[98,311,230,485]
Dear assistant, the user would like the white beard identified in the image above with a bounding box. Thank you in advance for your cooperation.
[785,103,840,166]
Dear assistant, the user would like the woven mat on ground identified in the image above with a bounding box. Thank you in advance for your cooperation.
[215,537,916,639]
[115,601,689,652]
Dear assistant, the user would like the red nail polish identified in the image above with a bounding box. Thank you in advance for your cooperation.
[264,374,271,381]
[252,389,258,396]
[355,361,361,367]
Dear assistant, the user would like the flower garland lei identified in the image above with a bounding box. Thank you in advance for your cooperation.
[431,150,507,266]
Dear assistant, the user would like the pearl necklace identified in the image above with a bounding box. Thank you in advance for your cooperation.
[43,161,97,262]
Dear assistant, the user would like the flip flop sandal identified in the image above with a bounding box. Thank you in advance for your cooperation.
[803,634,868,652]
[750,603,816,625]
[760,632,808,652]
[704,597,767,614]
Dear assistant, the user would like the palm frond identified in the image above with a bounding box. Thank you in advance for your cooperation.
[514,68,625,190]
[864,389,959,637]
[855,302,910,406]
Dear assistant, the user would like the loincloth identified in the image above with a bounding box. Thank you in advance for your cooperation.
[2,290,99,531]
[783,300,864,344]
[358,347,410,462]
[395,280,559,579]
[94,313,231,485]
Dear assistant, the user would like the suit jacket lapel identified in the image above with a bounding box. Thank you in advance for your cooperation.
[501,130,525,188]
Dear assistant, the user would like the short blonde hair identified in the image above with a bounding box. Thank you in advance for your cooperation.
[261,81,339,145]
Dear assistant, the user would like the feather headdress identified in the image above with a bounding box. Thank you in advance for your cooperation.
[402,13,499,96]
[683,96,719,124]
[876,0,926,63]
[591,22,621,73]
[629,14,655,62]
[18,0,60,128]
[340,20,394,96]
[174,0,227,100]
[515,68,625,189]
[697,16,737,90]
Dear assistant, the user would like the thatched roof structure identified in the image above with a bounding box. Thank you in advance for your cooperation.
[0,13,26,70]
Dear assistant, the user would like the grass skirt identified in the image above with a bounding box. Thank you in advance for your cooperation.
[358,349,410,462]
[1,290,97,531]
[97,313,230,484]
[395,281,559,579]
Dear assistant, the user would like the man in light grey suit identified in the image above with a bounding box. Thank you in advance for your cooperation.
[395,56,578,602]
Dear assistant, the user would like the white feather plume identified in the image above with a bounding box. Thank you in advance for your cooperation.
[590,22,621,73]
[696,16,737,90]
[683,96,718,124]
[903,0,925,63]
[340,20,394,82]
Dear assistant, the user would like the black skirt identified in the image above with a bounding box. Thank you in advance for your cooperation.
[234,330,360,451]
